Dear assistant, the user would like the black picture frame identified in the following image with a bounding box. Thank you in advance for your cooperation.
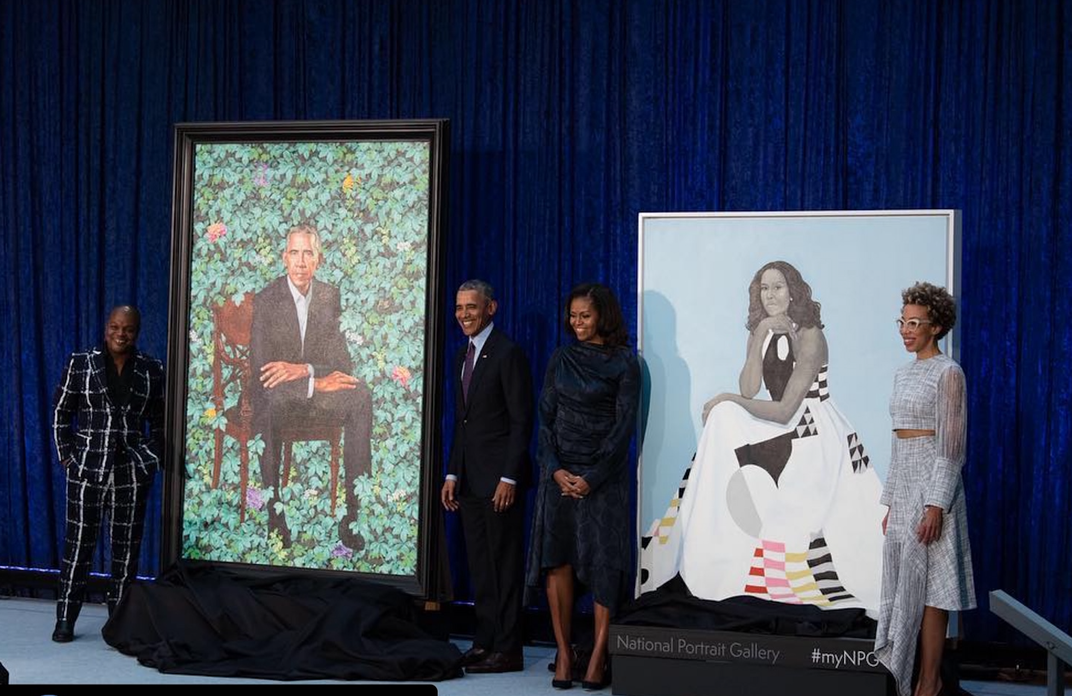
[162,120,449,598]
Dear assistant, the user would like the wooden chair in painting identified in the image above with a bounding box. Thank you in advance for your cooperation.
[210,293,344,521]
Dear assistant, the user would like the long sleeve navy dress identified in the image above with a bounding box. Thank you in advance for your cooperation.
[525,342,641,611]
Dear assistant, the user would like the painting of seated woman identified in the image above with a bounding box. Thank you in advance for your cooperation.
[640,260,886,614]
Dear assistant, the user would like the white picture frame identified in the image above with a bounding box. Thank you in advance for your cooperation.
[636,210,960,605]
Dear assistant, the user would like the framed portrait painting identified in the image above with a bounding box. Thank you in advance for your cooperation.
[635,210,959,612]
[163,120,449,597]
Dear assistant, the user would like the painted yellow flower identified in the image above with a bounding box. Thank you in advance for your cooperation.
[204,407,217,419]
[342,173,354,191]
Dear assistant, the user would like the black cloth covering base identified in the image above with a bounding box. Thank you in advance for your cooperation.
[102,562,463,681]
[615,575,876,638]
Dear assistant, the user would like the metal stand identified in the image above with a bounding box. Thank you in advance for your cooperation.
[990,590,1071,696]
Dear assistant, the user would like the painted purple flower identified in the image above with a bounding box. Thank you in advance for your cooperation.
[245,487,265,511]
[254,163,269,187]
[331,542,354,559]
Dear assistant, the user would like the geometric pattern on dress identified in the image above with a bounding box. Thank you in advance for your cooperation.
[638,534,652,587]
[743,535,855,606]
[805,364,830,402]
[846,432,871,472]
[793,406,818,439]
[644,457,693,546]
[639,458,694,588]
[734,406,818,487]
[805,536,855,603]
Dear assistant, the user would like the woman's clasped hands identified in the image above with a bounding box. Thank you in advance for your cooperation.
[553,469,590,499]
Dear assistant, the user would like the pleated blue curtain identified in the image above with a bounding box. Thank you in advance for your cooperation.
[1,0,1069,644]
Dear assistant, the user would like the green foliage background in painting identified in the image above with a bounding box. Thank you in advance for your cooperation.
[182,140,430,575]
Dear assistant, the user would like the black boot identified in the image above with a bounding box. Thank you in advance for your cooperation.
[268,505,293,547]
[53,602,81,642]
[337,485,365,551]
[338,513,365,551]
[51,619,75,642]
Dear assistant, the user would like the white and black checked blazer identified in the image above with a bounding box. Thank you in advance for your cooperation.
[52,346,165,483]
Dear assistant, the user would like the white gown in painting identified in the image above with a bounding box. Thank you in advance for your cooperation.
[641,331,886,614]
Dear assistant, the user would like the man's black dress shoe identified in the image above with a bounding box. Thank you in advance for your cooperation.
[338,516,366,552]
[269,511,293,547]
[51,620,74,643]
[465,650,524,674]
[460,646,490,667]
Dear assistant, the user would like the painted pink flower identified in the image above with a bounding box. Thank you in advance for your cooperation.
[206,222,227,242]
[246,487,265,511]
[254,163,269,187]
[391,365,412,389]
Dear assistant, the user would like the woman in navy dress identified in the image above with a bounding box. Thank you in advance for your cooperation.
[526,283,640,691]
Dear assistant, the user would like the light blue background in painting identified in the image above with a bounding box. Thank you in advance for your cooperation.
[637,212,954,534]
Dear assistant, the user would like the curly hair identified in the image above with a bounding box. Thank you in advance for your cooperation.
[901,281,956,340]
[745,261,823,331]
[563,282,630,347]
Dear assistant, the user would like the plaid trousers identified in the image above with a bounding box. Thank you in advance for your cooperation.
[56,454,152,622]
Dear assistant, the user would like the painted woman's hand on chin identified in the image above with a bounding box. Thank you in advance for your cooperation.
[758,314,797,339]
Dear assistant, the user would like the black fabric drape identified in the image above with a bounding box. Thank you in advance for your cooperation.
[616,575,874,639]
[2,0,1070,646]
[103,562,462,680]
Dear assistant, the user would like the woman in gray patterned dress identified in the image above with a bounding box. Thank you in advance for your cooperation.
[875,282,976,696]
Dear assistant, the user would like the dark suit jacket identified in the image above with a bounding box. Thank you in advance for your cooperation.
[52,346,165,484]
[249,276,353,432]
[446,328,534,498]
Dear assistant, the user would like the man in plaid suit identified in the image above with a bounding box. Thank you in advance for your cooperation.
[51,305,165,642]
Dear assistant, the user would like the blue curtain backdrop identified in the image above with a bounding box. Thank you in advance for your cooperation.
[1,0,1069,645]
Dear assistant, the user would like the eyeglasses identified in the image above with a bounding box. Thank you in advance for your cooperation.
[896,318,933,332]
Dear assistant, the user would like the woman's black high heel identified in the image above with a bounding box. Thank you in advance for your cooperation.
[581,658,610,691]
[552,648,575,689]
[580,676,609,691]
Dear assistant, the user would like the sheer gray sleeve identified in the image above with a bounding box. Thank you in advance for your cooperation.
[926,364,967,510]
[879,432,898,507]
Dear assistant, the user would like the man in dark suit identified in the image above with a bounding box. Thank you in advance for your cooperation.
[441,279,534,674]
[51,305,165,642]
[250,224,372,551]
